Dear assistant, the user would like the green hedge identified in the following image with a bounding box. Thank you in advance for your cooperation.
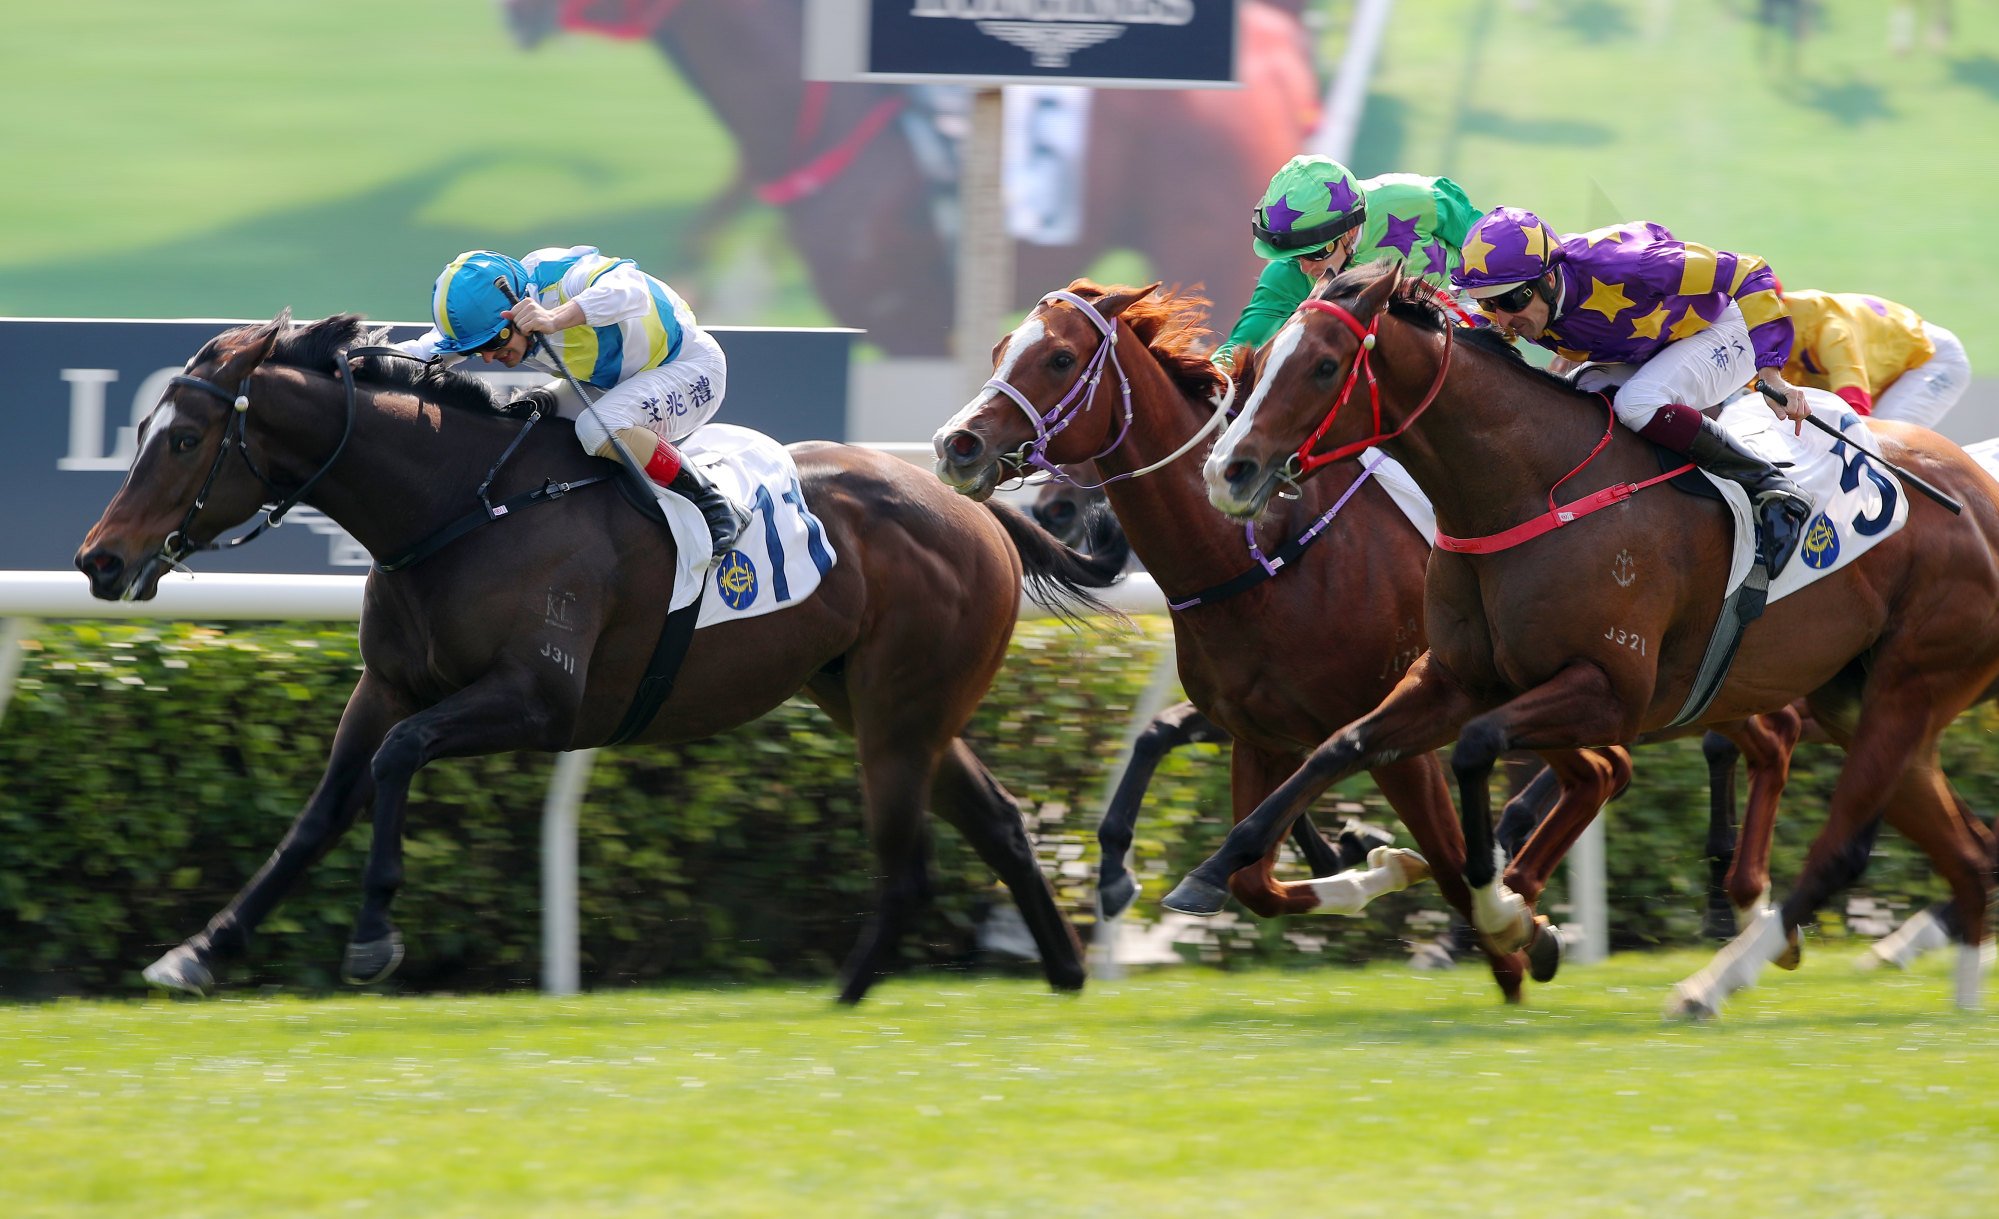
[0,618,1971,995]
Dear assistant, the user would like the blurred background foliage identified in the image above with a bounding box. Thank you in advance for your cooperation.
[0,618,1969,996]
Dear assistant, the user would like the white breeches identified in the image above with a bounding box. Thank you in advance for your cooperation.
[544,326,729,455]
[1872,321,1969,430]
[1606,302,1757,432]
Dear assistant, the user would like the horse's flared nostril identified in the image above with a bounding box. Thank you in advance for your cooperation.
[1224,458,1260,489]
[75,547,124,596]
[941,430,985,467]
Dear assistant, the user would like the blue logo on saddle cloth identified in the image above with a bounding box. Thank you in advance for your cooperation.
[715,550,758,610]
[1800,512,1841,569]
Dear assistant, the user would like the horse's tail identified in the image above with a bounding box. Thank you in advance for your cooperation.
[1076,500,1133,576]
[986,500,1128,628]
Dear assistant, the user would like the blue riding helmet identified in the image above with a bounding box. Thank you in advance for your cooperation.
[428,250,531,353]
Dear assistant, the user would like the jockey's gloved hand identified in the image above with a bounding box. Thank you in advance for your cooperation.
[1756,370,1810,424]
[507,387,560,418]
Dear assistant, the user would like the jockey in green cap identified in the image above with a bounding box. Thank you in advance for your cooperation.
[1217,155,1482,368]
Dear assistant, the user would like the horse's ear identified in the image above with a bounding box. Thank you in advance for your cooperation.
[1352,263,1402,319]
[212,309,290,381]
[1095,282,1161,321]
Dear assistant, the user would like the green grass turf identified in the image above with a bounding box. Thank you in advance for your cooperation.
[5,952,1995,1217]
[1352,0,1999,366]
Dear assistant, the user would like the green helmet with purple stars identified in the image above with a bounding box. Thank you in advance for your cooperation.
[1251,155,1367,262]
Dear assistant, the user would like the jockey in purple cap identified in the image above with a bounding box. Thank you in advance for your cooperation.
[1450,206,1813,577]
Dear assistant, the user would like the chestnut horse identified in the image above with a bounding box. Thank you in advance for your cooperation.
[930,280,1583,997]
[74,313,1115,1004]
[1039,474,1854,950]
[1180,263,1999,1016]
[500,0,1319,356]
[949,288,1822,992]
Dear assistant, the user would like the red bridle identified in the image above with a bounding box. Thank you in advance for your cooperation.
[1283,298,1455,476]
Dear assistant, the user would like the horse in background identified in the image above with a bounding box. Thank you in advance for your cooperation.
[500,0,1320,356]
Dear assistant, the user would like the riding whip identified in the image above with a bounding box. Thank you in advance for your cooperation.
[493,277,652,484]
[1755,381,1963,514]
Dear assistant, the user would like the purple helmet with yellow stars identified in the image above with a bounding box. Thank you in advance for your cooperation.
[1452,207,1564,298]
[1251,155,1366,261]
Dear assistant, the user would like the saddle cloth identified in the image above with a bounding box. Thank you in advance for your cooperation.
[655,425,838,630]
[1702,390,1908,604]
[1958,436,1999,485]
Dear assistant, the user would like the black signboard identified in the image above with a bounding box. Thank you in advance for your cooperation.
[852,0,1236,86]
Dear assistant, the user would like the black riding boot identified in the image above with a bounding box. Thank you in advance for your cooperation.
[1684,417,1812,577]
[665,461,751,561]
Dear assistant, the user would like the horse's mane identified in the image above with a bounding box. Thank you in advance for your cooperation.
[195,314,514,416]
[1062,279,1230,404]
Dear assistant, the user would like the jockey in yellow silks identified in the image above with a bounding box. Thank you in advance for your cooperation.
[1781,288,1970,429]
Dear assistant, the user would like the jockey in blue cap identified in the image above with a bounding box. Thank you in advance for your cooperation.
[401,247,749,559]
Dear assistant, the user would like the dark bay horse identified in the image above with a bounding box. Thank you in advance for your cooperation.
[931,280,1570,998]
[1182,263,1999,1015]
[500,0,1319,356]
[74,313,1115,1004]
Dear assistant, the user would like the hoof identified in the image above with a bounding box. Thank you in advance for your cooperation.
[1526,916,1563,984]
[341,931,405,986]
[1160,873,1228,917]
[1098,871,1139,921]
[1370,845,1431,887]
[141,944,214,996]
[1774,928,1803,972]
[1665,983,1719,1022]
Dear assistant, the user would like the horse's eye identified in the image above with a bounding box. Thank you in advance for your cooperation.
[171,432,200,454]
[1315,358,1340,379]
[1051,350,1076,371]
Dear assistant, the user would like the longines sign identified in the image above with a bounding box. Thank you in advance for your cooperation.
[805,0,1238,87]
[0,319,853,574]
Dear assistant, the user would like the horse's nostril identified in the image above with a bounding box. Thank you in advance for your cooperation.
[1224,459,1257,485]
[948,431,982,460]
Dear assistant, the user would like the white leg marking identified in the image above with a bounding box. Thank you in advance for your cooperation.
[1292,848,1431,916]
[1731,886,1772,935]
[1863,907,1950,971]
[1668,905,1788,1019]
[1954,941,1990,1011]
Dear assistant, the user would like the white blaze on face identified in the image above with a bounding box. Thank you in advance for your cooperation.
[139,400,183,461]
[1206,320,1306,480]
[935,316,1047,442]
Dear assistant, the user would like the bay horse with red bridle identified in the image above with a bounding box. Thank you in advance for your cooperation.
[1173,263,1999,1015]
[75,312,1115,1005]
[499,0,1319,356]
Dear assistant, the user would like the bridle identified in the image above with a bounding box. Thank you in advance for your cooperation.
[979,290,1233,491]
[152,349,359,571]
[1277,295,1455,482]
